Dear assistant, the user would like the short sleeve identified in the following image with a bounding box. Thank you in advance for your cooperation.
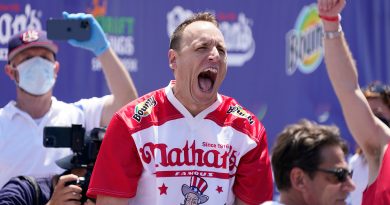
[72,96,109,131]
[233,130,273,204]
[87,114,143,199]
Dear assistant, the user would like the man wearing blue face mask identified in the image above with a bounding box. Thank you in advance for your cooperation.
[0,12,138,188]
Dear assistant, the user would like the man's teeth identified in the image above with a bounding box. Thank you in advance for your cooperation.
[204,67,217,73]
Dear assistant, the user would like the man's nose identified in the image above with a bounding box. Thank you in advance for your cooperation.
[208,47,220,61]
[342,175,356,192]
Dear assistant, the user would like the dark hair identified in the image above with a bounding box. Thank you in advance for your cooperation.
[362,81,390,111]
[271,119,348,191]
[169,12,219,51]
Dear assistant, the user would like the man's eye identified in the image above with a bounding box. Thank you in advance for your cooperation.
[218,48,226,54]
[18,56,33,64]
[25,56,34,61]
[43,57,51,61]
[41,56,55,62]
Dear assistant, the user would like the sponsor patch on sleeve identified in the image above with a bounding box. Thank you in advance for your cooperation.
[226,105,254,125]
[132,96,157,122]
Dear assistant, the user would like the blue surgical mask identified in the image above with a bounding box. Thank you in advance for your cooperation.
[16,57,56,95]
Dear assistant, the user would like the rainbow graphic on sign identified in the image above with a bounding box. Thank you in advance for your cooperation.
[286,4,323,75]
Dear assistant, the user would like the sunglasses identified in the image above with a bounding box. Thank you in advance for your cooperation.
[316,168,353,182]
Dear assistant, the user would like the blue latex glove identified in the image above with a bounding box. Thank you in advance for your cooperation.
[63,11,110,56]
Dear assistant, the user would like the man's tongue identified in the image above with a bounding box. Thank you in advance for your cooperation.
[199,77,212,91]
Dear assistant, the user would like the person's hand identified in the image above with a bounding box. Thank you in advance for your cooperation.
[62,11,110,56]
[46,174,83,205]
[317,0,346,17]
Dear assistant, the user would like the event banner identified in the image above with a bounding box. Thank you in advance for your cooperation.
[1,0,388,149]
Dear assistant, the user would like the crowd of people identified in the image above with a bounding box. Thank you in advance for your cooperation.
[1,0,389,204]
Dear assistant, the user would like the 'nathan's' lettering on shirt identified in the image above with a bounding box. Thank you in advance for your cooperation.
[139,140,238,171]
[133,96,157,122]
[227,105,254,125]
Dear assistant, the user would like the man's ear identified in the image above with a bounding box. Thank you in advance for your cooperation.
[4,64,16,81]
[54,61,60,78]
[290,167,308,191]
[168,49,177,70]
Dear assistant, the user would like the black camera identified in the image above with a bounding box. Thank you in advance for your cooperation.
[65,177,86,187]
[64,175,91,203]
[43,124,105,166]
[43,124,105,203]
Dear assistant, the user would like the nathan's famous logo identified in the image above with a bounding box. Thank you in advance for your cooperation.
[0,4,43,61]
[140,140,238,171]
[227,105,254,125]
[286,3,323,76]
[87,0,138,72]
[167,6,255,67]
[133,96,157,122]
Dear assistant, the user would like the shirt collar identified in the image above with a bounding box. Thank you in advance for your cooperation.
[3,96,57,120]
[165,80,222,118]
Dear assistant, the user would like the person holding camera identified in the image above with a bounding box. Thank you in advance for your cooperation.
[87,12,273,205]
[0,11,138,187]
[0,169,92,205]
[0,128,104,205]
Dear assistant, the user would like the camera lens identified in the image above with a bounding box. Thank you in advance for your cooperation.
[44,136,55,147]
[80,20,89,29]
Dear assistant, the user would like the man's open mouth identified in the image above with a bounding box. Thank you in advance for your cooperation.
[198,68,217,92]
